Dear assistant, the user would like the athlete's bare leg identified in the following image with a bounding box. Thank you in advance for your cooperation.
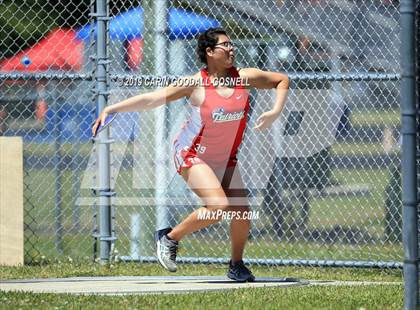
[228,204,250,262]
[167,164,251,263]
[218,166,250,263]
[167,163,230,241]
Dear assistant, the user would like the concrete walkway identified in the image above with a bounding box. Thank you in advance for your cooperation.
[0,276,401,296]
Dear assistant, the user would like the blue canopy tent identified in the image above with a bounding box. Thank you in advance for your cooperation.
[76,7,220,41]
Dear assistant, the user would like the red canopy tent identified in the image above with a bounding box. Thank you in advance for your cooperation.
[0,27,143,121]
[0,28,85,121]
[0,27,143,72]
[0,28,83,72]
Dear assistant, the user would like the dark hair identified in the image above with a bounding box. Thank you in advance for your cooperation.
[197,27,227,64]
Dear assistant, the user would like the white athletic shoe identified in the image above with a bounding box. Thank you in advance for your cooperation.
[155,228,178,272]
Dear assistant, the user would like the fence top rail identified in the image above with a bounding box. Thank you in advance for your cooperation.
[0,71,401,82]
[0,72,93,82]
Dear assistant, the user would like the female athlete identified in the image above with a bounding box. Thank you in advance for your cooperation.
[92,28,289,282]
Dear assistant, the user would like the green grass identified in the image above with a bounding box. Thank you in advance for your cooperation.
[309,169,391,234]
[331,142,399,156]
[23,167,402,263]
[0,285,404,310]
[24,142,93,158]
[0,261,402,281]
[0,262,403,309]
[351,109,400,127]
[23,233,402,268]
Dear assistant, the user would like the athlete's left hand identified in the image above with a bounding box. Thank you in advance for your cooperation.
[254,110,280,130]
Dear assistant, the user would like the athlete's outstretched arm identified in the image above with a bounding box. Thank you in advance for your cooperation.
[239,68,289,130]
[92,76,196,135]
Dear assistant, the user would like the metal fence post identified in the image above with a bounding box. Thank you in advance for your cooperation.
[417,0,420,221]
[400,1,419,309]
[95,0,113,264]
[53,82,63,254]
[153,0,169,230]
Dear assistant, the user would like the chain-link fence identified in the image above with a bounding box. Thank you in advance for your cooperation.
[0,0,413,268]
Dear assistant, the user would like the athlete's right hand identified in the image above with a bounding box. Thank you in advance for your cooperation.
[253,110,280,131]
[91,108,110,137]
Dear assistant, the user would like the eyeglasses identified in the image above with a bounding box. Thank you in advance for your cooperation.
[214,41,235,49]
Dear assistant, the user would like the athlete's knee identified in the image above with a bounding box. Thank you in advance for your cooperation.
[208,204,230,213]
[206,195,229,207]
[206,197,230,212]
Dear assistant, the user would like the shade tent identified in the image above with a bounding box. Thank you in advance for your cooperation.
[76,7,220,42]
[0,29,83,72]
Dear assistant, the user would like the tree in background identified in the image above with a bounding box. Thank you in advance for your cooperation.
[0,0,142,59]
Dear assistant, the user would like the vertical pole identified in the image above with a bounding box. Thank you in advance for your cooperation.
[138,0,155,259]
[400,1,418,309]
[73,100,81,232]
[53,83,63,254]
[417,1,420,221]
[96,0,112,264]
[154,0,169,229]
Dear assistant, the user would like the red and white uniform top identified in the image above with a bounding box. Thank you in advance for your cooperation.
[173,66,250,172]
